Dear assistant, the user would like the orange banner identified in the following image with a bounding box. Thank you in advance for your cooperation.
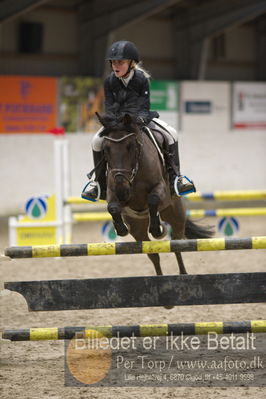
[0,76,58,133]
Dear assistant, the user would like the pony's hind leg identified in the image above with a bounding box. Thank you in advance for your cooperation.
[160,199,187,275]
[123,215,163,276]
[174,252,187,275]
[147,254,163,275]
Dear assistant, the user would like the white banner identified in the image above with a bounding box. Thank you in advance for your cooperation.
[180,81,230,132]
[233,82,266,129]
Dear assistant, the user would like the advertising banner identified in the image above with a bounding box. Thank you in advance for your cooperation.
[150,80,179,130]
[180,81,230,132]
[14,195,58,246]
[233,82,266,129]
[59,77,103,133]
[0,76,58,133]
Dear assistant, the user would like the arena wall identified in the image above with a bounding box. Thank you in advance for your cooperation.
[0,128,265,216]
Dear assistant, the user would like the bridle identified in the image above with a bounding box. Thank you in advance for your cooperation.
[104,132,143,184]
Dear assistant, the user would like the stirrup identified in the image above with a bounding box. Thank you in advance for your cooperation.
[81,181,101,202]
[174,175,196,196]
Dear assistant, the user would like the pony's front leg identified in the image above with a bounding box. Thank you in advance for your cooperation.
[148,192,165,239]
[107,201,129,237]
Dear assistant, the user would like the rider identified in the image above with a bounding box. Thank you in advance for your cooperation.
[82,40,196,200]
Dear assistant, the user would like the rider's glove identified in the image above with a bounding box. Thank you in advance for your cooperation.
[136,116,146,125]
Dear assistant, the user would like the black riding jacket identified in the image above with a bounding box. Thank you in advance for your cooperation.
[104,69,159,124]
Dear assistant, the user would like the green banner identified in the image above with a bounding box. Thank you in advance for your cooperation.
[150,80,179,111]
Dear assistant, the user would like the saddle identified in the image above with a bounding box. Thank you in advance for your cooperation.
[143,121,168,165]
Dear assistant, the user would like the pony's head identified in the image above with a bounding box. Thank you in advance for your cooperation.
[97,113,143,202]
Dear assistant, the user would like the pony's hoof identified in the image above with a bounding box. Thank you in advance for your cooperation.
[115,224,129,237]
[149,227,164,239]
[164,305,174,310]
[118,230,128,237]
[153,223,168,239]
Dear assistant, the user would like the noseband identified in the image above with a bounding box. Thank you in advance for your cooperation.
[104,132,142,184]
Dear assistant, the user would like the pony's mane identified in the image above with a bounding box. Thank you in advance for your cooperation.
[97,113,140,134]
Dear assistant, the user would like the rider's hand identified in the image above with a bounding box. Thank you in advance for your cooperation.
[136,116,146,125]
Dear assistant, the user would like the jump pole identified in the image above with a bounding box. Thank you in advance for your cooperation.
[72,207,266,222]
[3,320,266,341]
[5,236,266,258]
[66,190,266,204]
[187,190,266,201]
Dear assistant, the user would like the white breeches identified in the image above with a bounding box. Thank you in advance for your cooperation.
[152,118,178,144]
[92,127,105,151]
[91,119,178,151]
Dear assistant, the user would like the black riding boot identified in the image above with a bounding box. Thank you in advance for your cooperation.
[167,142,196,195]
[82,150,106,200]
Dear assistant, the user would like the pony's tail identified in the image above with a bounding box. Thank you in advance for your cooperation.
[185,218,214,239]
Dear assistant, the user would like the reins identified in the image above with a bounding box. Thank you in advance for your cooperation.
[104,132,135,143]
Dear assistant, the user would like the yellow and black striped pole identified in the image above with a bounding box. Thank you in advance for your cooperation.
[186,190,266,201]
[73,208,266,222]
[3,320,266,341]
[5,236,266,258]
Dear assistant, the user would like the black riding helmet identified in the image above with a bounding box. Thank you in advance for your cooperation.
[106,41,139,63]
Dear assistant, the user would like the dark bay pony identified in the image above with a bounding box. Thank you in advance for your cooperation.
[98,113,213,276]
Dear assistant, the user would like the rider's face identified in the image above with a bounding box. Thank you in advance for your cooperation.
[111,59,130,78]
